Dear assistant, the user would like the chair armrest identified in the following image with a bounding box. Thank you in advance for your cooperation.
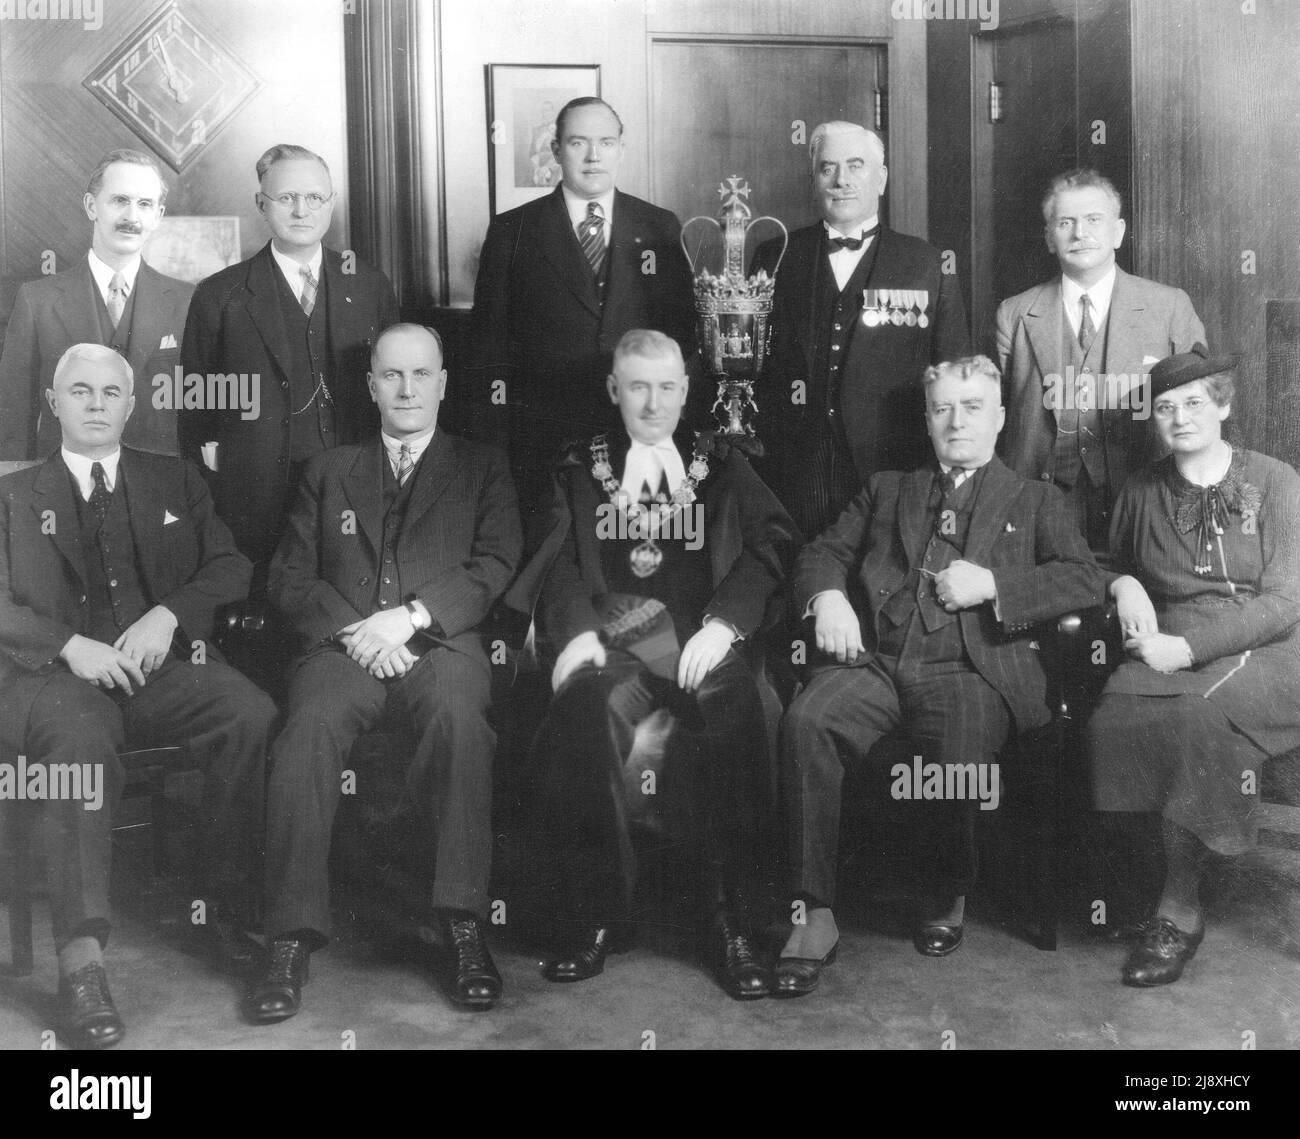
[215,599,272,663]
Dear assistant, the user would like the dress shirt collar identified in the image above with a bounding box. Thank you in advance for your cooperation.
[1061,264,1116,334]
[87,249,141,301]
[381,428,436,477]
[562,185,615,238]
[823,216,879,245]
[620,437,686,499]
[824,216,877,291]
[271,243,324,300]
[939,458,989,491]
[63,446,121,500]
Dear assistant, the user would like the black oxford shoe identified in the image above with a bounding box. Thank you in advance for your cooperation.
[245,938,310,1024]
[544,927,613,983]
[445,916,502,1008]
[1122,917,1205,987]
[714,915,772,1000]
[772,942,838,998]
[59,963,125,1050]
[914,923,964,957]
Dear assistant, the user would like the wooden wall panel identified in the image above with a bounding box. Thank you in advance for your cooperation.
[1132,0,1300,454]
[0,0,347,334]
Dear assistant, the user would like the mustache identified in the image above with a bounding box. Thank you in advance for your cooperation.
[115,222,143,235]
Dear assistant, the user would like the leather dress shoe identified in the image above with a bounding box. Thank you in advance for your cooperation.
[544,927,613,983]
[1122,916,1205,987]
[714,915,772,1000]
[59,963,125,1049]
[773,941,838,998]
[245,938,310,1024]
[201,908,265,977]
[445,916,502,1008]
[914,923,964,957]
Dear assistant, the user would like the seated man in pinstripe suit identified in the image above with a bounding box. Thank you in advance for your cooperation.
[774,355,1104,996]
[244,324,523,1021]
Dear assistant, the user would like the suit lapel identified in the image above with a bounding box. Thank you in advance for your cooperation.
[1102,268,1149,376]
[1023,280,1065,427]
[782,228,822,381]
[51,257,104,347]
[964,457,1020,565]
[32,454,88,588]
[401,430,460,536]
[898,466,934,569]
[126,264,173,374]
[242,244,293,379]
[344,441,386,557]
[321,247,358,361]
[119,450,167,585]
[537,187,601,318]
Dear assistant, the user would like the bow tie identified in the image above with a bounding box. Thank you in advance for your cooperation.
[828,226,879,252]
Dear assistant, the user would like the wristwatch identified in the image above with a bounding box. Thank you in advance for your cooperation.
[404,600,430,630]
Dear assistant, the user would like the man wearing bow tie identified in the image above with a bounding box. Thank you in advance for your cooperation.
[245,324,521,1021]
[180,144,399,585]
[751,122,969,540]
[996,169,1205,559]
[0,150,193,459]
[772,356,1102,995]
[468,99,698,514]
[0,343,276,1047]
[506,329,797,999]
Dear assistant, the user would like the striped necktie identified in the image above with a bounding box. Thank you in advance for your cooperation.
[396,443,413,486]
[299,265,317,317]
[106,272,127,330]
[578,201,606,279]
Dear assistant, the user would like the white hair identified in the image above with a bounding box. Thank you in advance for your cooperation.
[809,121,885,168]
[52,342,133,393]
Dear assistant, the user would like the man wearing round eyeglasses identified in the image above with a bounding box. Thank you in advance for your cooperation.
[181,143,400,595]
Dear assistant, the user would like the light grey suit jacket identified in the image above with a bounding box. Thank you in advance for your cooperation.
[995,266,1205,500]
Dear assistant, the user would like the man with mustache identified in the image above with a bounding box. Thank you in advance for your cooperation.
[750,121,970,540]
[0,150,193,459]
[468,98,697,518]
[996,169,1205,560]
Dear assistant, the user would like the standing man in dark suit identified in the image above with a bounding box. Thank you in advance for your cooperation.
[180,143,400,582]
[0,149,193,459]
[244,324,521,1022]
[751,122,969,540]
[468,98,697,503]
[996,169,1206,559]
[773,356,1102,995]
[0,344,276,1047]
[506,330,797,999]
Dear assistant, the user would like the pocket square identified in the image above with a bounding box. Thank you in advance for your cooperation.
[1004,522,1017,533]
[160,334,178,349]
[1141,355,1160,366]
[164,510,180,525]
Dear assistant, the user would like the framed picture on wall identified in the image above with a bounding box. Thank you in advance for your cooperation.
[486,63,601,214]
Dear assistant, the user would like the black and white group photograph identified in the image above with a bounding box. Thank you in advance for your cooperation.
[0,0,1297,1090]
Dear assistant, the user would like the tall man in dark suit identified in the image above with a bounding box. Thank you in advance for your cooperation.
[0,344,276,1047]
[507,330,797,999]
[773,356,1103,996]
[997,169,1206,559]
[0,149,193,459]
[245,324,521,1022]
[180,143,400,581]
[468,98,697,503]
[752,122,970,540]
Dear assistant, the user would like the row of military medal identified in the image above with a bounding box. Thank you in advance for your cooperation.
[861,288,931,328]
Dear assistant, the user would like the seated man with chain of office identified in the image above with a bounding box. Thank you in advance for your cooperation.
[508,329,797,999]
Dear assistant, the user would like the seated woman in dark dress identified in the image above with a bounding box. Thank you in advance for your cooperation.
[1087,346,1300,987]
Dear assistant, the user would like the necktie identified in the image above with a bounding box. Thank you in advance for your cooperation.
[396,443,413,486]
[939,468,959,499]
[300,265,317,317]
[828,224,879,252]
[1078,292,1096,351]
[106,272,127,330]
[89,461,110,524]
[578,202,606,279]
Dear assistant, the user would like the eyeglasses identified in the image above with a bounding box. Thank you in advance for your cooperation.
[1153,396,1214,418]
[259,191,335,212]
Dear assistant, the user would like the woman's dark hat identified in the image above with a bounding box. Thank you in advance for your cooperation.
[1149,343,1237,398]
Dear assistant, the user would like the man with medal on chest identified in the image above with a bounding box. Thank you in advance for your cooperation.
[751,121,969,540]
[507,329,798,999]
